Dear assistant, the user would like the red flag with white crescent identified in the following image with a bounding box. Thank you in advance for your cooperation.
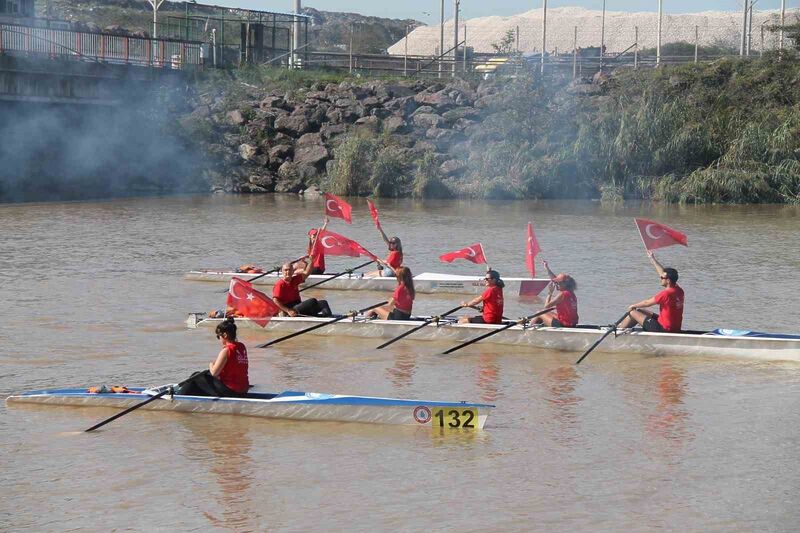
[634,218,688,251]
[324,193,352,224]
[366,199,381,229]
[226,277,280,327]
[311,229,377,260]
[525,222,541,278]
[439,243,487,265]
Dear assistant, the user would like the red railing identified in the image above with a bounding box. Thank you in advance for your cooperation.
[0,22,203,69]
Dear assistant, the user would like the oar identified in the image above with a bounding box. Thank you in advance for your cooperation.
[574,312,630,365]
[85,379,190,432]
[442,307,556,355]
[215,256,305,293]
[257,300,388,348]
[375,305,465,349]
[299,259,375,292]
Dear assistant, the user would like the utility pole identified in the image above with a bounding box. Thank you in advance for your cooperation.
[694,25,699,63]
[439,0,444,78]
[572,26,577,79]
[404,24,409,76]
[740,0,748,56]
[634,26,639,69]
[453,0,459,76]
[600,0,606,72]
[146,0,165,39]
[292,0,301,69]
[747,0,754,56]
[779,0,786,51]
[463,25,468,72]
[349,22,354,73]
[656,0,662,67]
[541,0,547,74]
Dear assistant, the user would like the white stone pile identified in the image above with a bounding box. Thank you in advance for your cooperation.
[387,6,797,56]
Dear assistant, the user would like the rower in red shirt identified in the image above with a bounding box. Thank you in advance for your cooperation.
[177,318,249,397]
[367,266,416,321]
[274,252,333,318]
[459,269,505,324]
[296,217,329,276]
[532,259,579,328]
[365,224,403,278]
[620,251,685,333]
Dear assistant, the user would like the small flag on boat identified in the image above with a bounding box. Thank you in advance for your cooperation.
[367,199,381,229]
[634,218,688,251]
[439,243,487,265]
[324,193,352,224]
[312,229,377,260]
[227,277,280,327]
[525,222,541,277]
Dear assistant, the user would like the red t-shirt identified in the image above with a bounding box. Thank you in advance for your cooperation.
[393,283,413,314]
[311,249,325,272]
[481,286,504,324]
[219,341,249,393]
[273,274,304,305]
[654,285,684,332]
[555,290,579,327]
[386,250,403,269]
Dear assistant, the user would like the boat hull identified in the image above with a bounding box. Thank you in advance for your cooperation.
[185,270,550,296]
[187,314,800,362]
[6,388,493,429]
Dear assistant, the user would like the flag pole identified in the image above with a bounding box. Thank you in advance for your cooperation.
[635,219,649,254]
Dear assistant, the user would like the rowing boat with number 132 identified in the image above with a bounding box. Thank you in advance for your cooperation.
[6,386,494,429]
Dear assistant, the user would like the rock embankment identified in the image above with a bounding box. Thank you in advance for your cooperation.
[181,77,508,194]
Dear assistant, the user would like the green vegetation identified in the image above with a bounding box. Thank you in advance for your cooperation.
[448,53,800,204]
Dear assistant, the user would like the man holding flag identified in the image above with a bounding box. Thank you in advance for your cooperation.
[273,258,333,318]
[620,218,688,333]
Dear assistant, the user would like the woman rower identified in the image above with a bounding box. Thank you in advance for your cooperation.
[177,318,249,397]
[273,258,333,318]
[458,269,505,324]
[367,266,416,320]
[532,259,579,328]
[298,217,329,275]
[365,225,403,278]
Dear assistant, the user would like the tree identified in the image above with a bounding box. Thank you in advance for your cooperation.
[491,29,516,55]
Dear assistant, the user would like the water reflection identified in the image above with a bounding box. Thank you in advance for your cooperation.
[385,347,418,390]
[542,365,583,444]
[180,417,262,531]
[475,353,501,402]
[645,364,692,446]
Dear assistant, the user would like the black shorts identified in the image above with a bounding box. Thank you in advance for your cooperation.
[642,315,666,333]
[387,309,412,321]
[551,318,564,328]
[309,267,324,275]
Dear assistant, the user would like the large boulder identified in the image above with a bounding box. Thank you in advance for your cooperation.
[355,116,381,134]
[383,115,407,134]
[226,109,247,126]
[441,107,480,123]
[276,161,305,193]
[414,89,457,110]
[320,123,348,142]
[384,96,418,116]
[238,143,258,161]
[440,159,466,176]
[275,114,311,136]
[412,113,445,129]
[296,132,323,147]
[294,143,330,168]
[269,144,293,161]
[260,95,287,110]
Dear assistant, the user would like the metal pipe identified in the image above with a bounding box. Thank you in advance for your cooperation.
[292,0,301,68]
[541,0,547,74]
[656,0,662,67]
[747,1,753,56]
[634,25,638,69]
[694,25,698,63]
[349,22,353,73]
[463,25,467,73]
[212,28,217,67]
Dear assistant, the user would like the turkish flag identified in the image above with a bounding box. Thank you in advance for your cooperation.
[311,229,377,260]
[525,222,541,277]
[324,193,352,224]
[227,277,280,327]
[439,243,487,264]
[634,218,688,251]
[366,199,381,229]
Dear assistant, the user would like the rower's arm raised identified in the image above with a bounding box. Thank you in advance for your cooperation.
[541,258,557,280]
[647,250,665,276]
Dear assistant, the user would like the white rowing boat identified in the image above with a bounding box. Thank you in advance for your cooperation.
[6,386,493,429]
[187,313,800,362]
[184,270,551,296]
